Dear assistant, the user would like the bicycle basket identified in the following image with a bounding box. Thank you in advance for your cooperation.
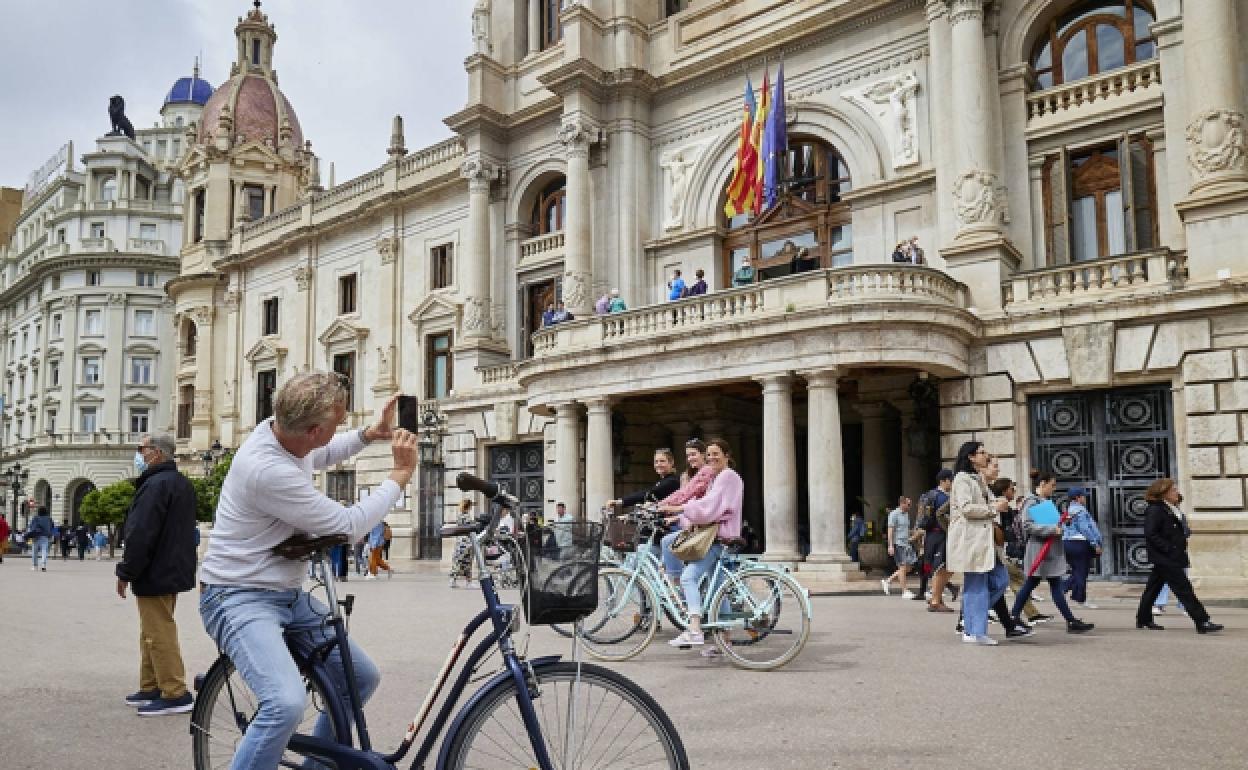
[521,520,603,625]
[604,512,639,553]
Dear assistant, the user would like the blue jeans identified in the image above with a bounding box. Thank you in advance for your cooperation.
[1155,567,1189,610]
[961,562,1008,637]
[199,585,381,770]
[679,543,724,617]
[1061,540,1094,603]
[31,537,49,568]
[659,531,684,578]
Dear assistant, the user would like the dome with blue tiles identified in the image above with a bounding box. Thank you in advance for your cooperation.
[164,72,214,106]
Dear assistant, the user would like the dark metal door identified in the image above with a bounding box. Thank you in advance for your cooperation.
[489,443,545,523]
[417,464,444,560]
[1029,385,1174,580]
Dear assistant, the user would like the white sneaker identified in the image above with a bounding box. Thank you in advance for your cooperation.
[668,630,705,647]
[925,590,933,600]
[880,579,890,596]
[901,590,916,600]
[448,578,457,588]
[1151,605,1164,615]
[1077,602,1099,610]
[365,574,377,581]
[962,634,997,646]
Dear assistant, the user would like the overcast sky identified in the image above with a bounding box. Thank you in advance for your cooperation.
[0,0,471,189]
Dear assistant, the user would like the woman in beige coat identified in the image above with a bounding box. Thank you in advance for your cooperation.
[947,441,1011,645]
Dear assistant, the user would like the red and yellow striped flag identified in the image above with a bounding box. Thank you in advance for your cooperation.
[724,77,759,219]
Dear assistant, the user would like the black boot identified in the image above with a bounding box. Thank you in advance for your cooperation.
[1067,618,1095,633]
[1196,621,1224,634]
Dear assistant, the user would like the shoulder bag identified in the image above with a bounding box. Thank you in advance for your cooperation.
[670,523,719,562]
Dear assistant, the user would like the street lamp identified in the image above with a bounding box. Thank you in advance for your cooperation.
[416,406,447,560]
[2,462,30,530]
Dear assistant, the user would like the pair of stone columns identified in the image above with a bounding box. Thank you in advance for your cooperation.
[548,398,612,521]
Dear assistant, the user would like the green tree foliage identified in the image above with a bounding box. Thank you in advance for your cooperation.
[184,451,233,523]
[80,480,136,558]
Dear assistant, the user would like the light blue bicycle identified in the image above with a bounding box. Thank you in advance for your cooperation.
[575,505,812,670]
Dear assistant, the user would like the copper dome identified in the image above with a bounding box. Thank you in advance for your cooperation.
[198,73,303,149]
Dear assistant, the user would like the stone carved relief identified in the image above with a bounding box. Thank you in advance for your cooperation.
[376,235,400,265]
[375,344,397,388]
[223,290,242,312]
[463,296,491,335]
[190,305,215,327]
[557,118,597,158]
[293,264,313,291]
[472,0,491,55]
[949,0,984,25]
[459,157,500,192]
[1186,109,1246,180]
[953,169,1001,228]
[107,293,128,306]
[843,70,920,169]
[561,269,592,311]
[660,146,699,231]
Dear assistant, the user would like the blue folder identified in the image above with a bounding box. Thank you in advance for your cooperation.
[1029,499,1061,526]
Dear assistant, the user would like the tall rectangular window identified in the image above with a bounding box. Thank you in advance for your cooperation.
[90,223,105,239]
[426,332,453,399]
[136,271,156,287]
[339,273,357,314]
[84,309,102,335]
[194,189,206,243]
[130,408,150,434]
[134,309,155,336]
[130,357,153,385]
[332,352,355,411]
[87,270,102,286]
[257,369,277,421]
[245,185,266,221]
[80,406,98,433]
[82,356,101,384]
[52,314,62,338]
[326,470,356,505]
[49,360,60,387]
[263,297,280,335]
[47,409,57,434]
[431,243,454,289]
[542,0,563,48]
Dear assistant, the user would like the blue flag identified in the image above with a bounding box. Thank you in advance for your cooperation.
[762,61,788,211]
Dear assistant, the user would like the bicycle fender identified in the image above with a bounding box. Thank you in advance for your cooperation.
[432,655,562,770]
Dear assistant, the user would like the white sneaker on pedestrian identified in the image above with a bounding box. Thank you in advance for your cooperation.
[1151,605,1164,615]
[668,630,705,647]
[1077,601,1099,610]
[925,590,933,601]
[901,590,916,600]
[961,633,998,646]
[880,579,891,596]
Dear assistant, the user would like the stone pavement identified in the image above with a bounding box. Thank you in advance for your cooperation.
[2,557,1246,769]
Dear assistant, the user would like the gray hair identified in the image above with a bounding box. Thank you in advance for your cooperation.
[144,433,176,461]
[274,371,348,433]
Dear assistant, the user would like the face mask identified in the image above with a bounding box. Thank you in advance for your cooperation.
[134,451,148,474]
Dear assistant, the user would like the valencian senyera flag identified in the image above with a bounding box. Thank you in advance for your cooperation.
[760,61,788,213]
[750,67,771,216]
[723,77,759,219]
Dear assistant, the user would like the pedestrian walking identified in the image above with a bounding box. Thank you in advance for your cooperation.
[991,475,1048,625]
[116,432,199,716]
[916,470,959,612]
[449,500,476,588]
[367,519,392,579]
[59,524,74,560]
[94,528,109,560]
[353,535,367,577]
[75,525,90,560]
[1135,479,1222,634]
[382,520,393,561]
[947,441,1012,646]
[847,512,865,563]
[27,506,54,571]
[881,496,917,598]
[1152,494,1189,617]
[1008,470,1094,634]
[0,515,9,563]
[1061,487,1103,610]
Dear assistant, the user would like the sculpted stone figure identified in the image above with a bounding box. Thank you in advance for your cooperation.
[661,149,695,231]
[107,95,136,140]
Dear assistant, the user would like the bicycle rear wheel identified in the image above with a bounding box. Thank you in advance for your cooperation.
[708,568,811,670]
[576,566,658,661]
[443,661,688,769]
[190,655,349,770]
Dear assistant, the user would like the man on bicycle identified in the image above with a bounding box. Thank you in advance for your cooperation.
[198,372,418,768]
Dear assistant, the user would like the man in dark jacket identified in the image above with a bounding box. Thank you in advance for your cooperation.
[116,432,199,715]
[27,506,54,570]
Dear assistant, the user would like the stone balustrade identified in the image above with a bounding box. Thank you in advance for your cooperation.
[828,264,968,306]
[478,361,520,386]
[1003,249,1185,306]
[1026,59,1161,128]
[399,137,465,178]
[312,169,386,213]
[240,202,303,241]
[519,231,566,262]
[128,237,165,255]
[80,237,113,252]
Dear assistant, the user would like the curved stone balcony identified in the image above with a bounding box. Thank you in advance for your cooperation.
[519,265,977,407]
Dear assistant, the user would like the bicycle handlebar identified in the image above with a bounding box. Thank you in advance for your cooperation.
[455,472,499,498]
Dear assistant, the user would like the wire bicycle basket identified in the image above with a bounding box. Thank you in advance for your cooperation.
[520,520,604,625]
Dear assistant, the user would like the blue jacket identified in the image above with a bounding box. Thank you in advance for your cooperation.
[669,277,687,300]
[1062,502,1103,548]
[848,518,866,541]
[368,522,386,548]
[29,513,54,539]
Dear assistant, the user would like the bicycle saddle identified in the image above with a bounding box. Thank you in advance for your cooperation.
[272,533,350,560]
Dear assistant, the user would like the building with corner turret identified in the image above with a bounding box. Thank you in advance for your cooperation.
[170,0,1248,595]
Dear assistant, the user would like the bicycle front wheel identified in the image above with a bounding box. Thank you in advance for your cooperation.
[708,568,811,670]
[190,655,349,770]
[443,661,689,769]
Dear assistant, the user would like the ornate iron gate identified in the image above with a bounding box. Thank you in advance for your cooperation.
[417,463,444,560]
[488,443,545,522]
[1029,385,1174,579]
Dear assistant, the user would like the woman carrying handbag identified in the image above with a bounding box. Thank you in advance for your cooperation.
[658,438,743,651]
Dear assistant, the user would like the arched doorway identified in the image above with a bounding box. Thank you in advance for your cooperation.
[66,479,97,527]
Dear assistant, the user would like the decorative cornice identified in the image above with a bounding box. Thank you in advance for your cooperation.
[949,0,983,25]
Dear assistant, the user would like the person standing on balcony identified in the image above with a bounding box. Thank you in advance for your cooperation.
[595,292,610,315]
[541,302,555,328]
[687,269,708,296]
[551,300,573,324]
[891,240,910,263]
[607,289,627,313]
[668,269,687,300]
[732,256,756,287]
[908,235,925,265]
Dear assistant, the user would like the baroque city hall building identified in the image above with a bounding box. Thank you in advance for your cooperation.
[167,0,1248,592]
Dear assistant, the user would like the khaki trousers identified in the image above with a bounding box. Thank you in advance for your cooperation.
[136,594,188,698]
[1005,559,1040,618]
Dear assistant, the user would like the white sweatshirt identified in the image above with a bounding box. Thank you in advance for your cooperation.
[199,418,401,590]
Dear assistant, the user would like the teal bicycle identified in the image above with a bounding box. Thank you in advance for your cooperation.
[574,506,812,670]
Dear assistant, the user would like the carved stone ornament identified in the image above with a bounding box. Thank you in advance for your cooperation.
[561,269,592,311]
[223,290,242,312]
[472,0,491,55]
[1186,109,1246,180]
[953,169,1001,227]
[660,145,701,231]
[190,305,215,326]
[375,344,397,385]
[62,295,79,309]
[949,0,983,25]
[843,71,920,170]
[459,158,499,192]
[557,119,596,157]
[294,264,313,291]
[463,296,492,335]
[108,293,128,306]
[376,236,400,265]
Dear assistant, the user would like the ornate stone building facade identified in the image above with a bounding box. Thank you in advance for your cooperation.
[172,0,1248,591]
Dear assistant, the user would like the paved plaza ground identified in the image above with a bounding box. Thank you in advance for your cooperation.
[2,556,1246,769]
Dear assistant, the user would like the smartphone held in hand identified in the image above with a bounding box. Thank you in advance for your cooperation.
[398,395,421,434]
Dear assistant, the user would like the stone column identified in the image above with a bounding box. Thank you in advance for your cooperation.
[558,118,594,316]
[925,0,956,250]
[528,0,541,55]
[553,401,582,519]
[1182,0,1248,197]
[803,369,849,563]
[948,0,1002,243]
[584,397,613,521]
[756,374,801,562]
[104,294,127,433]
[897,403,928,511]
[858,402,891,535]
[459,158,499,339]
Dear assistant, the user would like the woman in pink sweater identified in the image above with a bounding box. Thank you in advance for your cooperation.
[657,439,717,586]
[658,438,743,648]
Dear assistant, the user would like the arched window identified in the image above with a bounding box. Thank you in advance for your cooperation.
[532,177,566,235]
[1031,1,1155,90]
[100,176,117,202]
[721,138,853,284]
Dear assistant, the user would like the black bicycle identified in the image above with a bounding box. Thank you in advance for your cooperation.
[190,472,689,769]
